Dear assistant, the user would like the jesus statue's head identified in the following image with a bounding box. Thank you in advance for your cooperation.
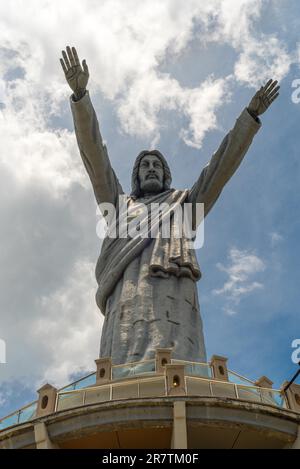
[131,150,172,198]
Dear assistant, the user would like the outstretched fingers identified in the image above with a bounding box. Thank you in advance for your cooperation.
[62,50,71,70]
[60,58,67,74]
[72,47,80,66]
[260,79,280,107]
[60,46,84,75]
[66,45,76,67]
[266,79,278,92]
[267,85,280,100]
[269,92,279,104]
[263,79,280,97]
[82,59,89,74]
[262,78,273,93]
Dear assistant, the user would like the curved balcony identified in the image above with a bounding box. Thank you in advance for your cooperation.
[0,352,299,449]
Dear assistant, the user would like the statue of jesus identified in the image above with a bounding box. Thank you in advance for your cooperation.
[60,46,279,365]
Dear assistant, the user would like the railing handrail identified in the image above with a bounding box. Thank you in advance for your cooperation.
[58,371,96,391]
[55,375,286,416]
[57,375,166,396]
[56,373,283,398]
[228,370,255,385]
[185,376,287,408]
[185,375,282,394]
[113,359,155,368]
[0,399,38,424]
[48,361,248,395]
[170,359,210,366]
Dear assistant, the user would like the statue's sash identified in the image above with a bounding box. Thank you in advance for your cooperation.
[95,189,201,313]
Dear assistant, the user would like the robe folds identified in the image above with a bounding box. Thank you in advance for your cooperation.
[71,91,261,365]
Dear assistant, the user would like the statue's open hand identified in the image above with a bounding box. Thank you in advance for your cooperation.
[60,46,89,100]
[247,79,280,117]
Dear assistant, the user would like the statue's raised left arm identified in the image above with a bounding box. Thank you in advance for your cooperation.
[60,46,124,208]
[188,79,280,217]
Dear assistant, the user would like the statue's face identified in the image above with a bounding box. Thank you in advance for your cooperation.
[138,154,164,194]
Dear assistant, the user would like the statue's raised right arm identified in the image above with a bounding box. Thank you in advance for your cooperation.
[60,46,124,207]
[188,79,280,217]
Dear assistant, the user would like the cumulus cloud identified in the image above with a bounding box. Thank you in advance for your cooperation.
[0,46,86,197]
[32,259,102,388]
[118,73,230,148]
[179,77,231,148]
[213,247,266,312]
[234,36,291,85]
[1,255,101,390]
[0,162,101,397]
[207,0,292,84]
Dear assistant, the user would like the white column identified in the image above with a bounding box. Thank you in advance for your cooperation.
[34,422,59,449]
[171,401,187,449]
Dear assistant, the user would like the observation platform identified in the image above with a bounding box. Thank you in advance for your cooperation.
[1,351,300,449]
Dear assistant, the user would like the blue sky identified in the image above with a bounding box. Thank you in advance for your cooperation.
[0,0,300,418]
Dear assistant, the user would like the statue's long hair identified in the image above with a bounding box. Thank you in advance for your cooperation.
[130,150,172,198]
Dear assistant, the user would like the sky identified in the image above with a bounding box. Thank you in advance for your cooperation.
[0,0,300,418]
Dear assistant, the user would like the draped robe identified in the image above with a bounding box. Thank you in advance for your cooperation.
[71,92,261,365]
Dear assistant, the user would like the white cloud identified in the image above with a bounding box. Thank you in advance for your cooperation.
[270,231,283,247]
[0,45,87,197]
[213,247,266,310]
[199,0,292,86]
[32,259,102,388]
[234,36,291,85]
[180,76,231,148]
[222,306,238,316]
[118,73,230,148]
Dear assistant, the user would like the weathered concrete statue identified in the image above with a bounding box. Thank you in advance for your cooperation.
[60,46,279,365]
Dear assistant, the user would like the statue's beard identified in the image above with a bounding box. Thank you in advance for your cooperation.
[140,178,163,194]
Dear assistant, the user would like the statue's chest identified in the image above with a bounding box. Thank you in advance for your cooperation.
[126,200,149,222]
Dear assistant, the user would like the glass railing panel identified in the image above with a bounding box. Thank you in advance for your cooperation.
[112,360,155,380]
[260,389,286,408]
[228,371,254,386]
[18,402,37,424]
[85,386,111,405]
[185,363,212,379]
[131,360,156,375]
[211,381,237,399]
[185,377,211,397]
[112,365,130,380]
[60,383,76,392]
[74,373,96,390]
[236,385,262,403]
[0,412,19,430]
[111,382,139,400]
[139,377,166,398]
[273,391,287,409]
[171,360,212,378]
[56,391,84,411]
